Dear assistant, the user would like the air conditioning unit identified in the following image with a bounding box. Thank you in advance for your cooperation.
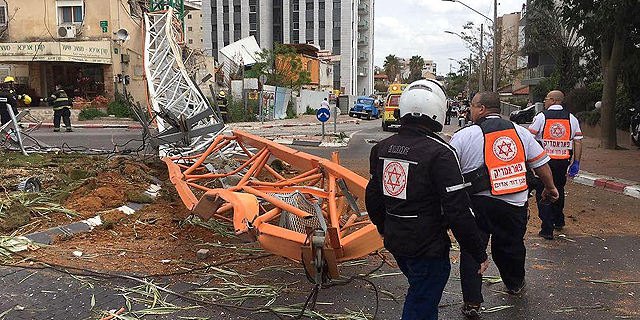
[57,25,77,39]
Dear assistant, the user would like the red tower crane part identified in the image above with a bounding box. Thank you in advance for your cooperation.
[163,130,383,281]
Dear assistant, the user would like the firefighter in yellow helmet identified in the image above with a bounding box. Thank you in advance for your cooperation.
[216,90,229,122]
[46,84,73,132]
[1,77,20,126]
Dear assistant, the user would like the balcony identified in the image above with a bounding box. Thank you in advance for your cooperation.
[358,3,369,15]
[357,35,368,46]
[358,67,368,77]
[522,64,555,85]
[358,51,368,61]
[358,19,369,30]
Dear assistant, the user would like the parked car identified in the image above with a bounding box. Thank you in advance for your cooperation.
[509,104,537,124]
[349,97,379,120]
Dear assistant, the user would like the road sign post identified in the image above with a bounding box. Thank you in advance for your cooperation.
[316,107,331,141]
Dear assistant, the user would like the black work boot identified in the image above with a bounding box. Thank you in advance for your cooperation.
[66,127,73,132]
[538,230,554,240]
[53,127,60,132]
[462,302,481,318]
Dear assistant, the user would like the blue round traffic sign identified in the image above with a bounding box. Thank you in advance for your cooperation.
[316,108,331,122]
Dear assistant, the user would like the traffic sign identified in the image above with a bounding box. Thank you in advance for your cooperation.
[316,108,331,122]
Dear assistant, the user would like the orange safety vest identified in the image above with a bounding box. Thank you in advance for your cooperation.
[479,118,528,196]
[542,109,572,160]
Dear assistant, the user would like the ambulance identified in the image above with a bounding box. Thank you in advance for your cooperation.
[382,83,408,131]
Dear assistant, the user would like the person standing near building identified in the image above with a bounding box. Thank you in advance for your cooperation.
[450,92,559,318]
[47,84,73,132]
[320,97,330,110]
[366,80,489,320]
[528,90,583,240]
[0,83,18,126]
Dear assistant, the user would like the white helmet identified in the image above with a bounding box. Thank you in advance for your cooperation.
[398,79,447,132]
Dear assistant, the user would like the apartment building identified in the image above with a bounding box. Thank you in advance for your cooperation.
[0,0,146,104]
[201,0,374,96]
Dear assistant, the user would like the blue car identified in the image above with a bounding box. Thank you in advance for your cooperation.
[348,97,379,120]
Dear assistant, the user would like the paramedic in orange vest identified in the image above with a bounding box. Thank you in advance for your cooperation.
[528,90,583,240]
[450,92,559,318]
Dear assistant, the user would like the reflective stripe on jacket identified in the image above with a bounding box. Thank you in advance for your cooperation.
[48,90,72,110]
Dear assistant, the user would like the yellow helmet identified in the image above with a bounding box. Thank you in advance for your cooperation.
[4,76,15,83]
[218,91,226,98]
[23,95,32,105]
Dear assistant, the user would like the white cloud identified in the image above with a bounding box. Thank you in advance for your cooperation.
[373,0,527,76]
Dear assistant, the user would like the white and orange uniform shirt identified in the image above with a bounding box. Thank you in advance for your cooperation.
[450,115,550,207]
[528,105,583,159]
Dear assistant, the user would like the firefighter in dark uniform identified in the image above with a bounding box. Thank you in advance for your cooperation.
[217,90,229,122]
[47,84,73,132]
[1,77,20,126]
[366,80,489,320]
[528,90,583,239]
[450,92,559,317]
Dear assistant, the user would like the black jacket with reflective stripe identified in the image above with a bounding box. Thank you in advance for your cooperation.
[48,90,72,109]
[366,125,487,263]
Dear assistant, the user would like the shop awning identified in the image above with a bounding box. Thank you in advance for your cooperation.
[0,41,112,64]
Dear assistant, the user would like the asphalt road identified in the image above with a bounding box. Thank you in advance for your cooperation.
[2,118,639,319]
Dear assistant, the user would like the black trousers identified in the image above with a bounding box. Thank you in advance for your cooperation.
[460,196,528,303]
[53,108,71,128]
[535,159,570,233]
[1,104,19,126]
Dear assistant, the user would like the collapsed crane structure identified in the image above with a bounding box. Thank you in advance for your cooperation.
[143,8,382,283]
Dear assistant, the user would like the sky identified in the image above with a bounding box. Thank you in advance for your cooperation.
[373,0,527,76]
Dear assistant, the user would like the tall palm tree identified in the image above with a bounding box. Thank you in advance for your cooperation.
[383,55,400,82]
[408,55,425,82]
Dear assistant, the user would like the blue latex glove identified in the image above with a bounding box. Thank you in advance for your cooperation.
[568,161,580,177]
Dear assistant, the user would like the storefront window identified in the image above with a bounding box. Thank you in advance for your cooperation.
[51,63,104,100]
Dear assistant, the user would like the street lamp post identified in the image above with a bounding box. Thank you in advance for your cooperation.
[443,0,498,92]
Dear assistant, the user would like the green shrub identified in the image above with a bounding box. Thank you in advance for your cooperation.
[286,100,297,119]
[576,109,601,127]
[78,107,107,120]
[227,97,257,123]
[106,92,134,119]
[303,106,316,115]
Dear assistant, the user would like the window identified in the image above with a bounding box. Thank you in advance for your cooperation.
[306,21,313,29]
[293,22,299,30]
[319,21,325,28]
[249,13,257,23]
[57,1,83,24]
[333,1,340,9]
[188,39,193,44]
[319,40,325,48]
[306,2,313,10]
[0,4,7,26]
[293,3,299,11]
[234,23,241,31]
[249,5,257,13]
[234,5,240,12]
[250,31,257,37]
[223,5,229,13]
[333,21,340,28]
[188,14,192,19]
[224,23,229,31]
[319,2,325,9]
[250,23,257,31]
[188,26,193,31]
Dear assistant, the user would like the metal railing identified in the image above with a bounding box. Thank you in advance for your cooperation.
[500,101,521,117]
[357,35,368,46]
[358,3,369,14]
[358,19,369,30]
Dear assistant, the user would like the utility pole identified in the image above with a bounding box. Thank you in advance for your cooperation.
[492,0,498,92]
[468,53,472,100]
[479,23,484,92]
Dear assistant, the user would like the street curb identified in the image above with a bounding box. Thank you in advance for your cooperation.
[17,182,162,248]
[234,119,360,130]
[573,171,640,199]
[24,122,144,130]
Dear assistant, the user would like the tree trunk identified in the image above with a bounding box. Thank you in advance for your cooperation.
[600,32,626,149]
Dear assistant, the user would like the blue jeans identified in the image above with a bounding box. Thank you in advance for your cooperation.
[394,255,451,320]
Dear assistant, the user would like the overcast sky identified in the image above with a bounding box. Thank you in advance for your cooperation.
[373,0,526,76]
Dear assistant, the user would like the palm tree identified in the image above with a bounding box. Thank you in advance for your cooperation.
[408,55,425,82]
[383,55,400,82]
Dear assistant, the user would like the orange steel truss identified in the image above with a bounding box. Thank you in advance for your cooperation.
[163,130,383,278]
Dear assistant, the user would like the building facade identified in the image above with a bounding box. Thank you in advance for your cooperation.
[0,0,147,105]
[201,0,374,96]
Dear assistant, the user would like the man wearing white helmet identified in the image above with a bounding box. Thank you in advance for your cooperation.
[449,92,559,318]
[366,79,489,320]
